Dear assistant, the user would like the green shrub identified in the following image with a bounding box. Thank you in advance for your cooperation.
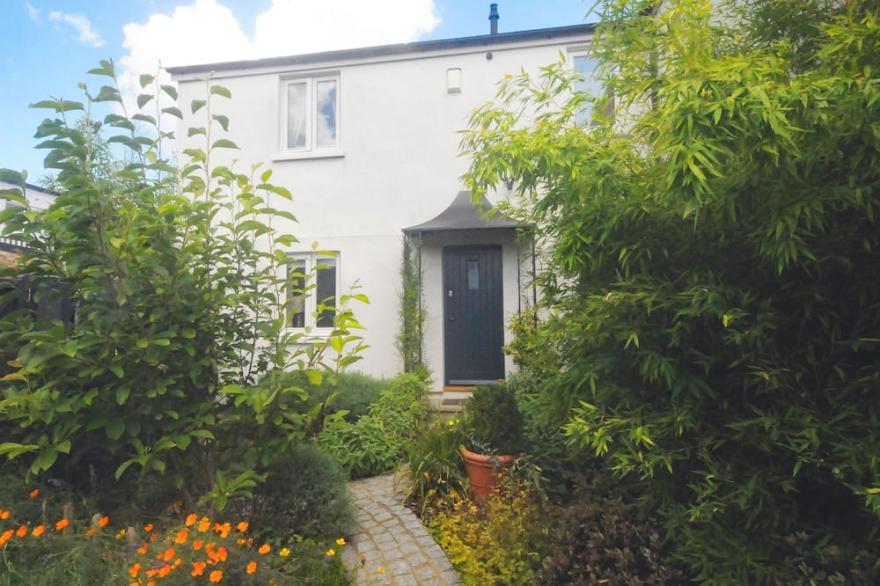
[318,373,428,478]
[460,384,525,454]
[407,418,468,514]
[462,0,880,580]
[536,471,688,586]
[241,443,354,541]
[0,63,367,509]
[431,482,549,586]
[274,370,385,423]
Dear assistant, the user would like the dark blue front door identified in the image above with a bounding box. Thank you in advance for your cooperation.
[443,245,505,385]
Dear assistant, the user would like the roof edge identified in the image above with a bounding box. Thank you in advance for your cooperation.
[167,23,596,76]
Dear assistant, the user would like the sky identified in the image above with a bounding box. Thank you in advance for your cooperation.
[0,0,595,182]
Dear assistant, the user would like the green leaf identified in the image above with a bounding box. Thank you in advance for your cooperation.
[305,369,323,386]
[116,387,130,405]
[210,85,232,99]
[212,114,229,131]
[211,139,239,150]
[161,84,178,100]
[106,420,125,441]
[162,107,183,119]
[139,74,155,88]
[109,364,124,378]
[137,94,154,109]
[191,99,207,114]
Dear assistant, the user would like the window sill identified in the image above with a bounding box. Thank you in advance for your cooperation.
[273,149,345,162]
[285,328,335,343]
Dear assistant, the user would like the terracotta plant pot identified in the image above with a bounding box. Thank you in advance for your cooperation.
[460,445,515,502]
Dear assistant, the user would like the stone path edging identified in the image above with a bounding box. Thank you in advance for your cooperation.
[343,471,460,585]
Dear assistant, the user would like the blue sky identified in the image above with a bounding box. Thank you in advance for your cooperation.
[0,1,594,182]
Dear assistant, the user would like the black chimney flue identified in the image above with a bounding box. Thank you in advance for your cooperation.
[489,3,499,35]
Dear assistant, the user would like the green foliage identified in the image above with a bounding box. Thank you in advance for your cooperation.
[462,0,880,582]
[431,483,549,586]
[536,470,688,586]
[0,62,367,508]
[460,385,525,455]
[397,235,427,375]
[318,373,428,478]
[406,418,468,514]
[242,443,355,541]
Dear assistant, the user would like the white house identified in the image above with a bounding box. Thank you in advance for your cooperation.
[0,180,56,264]
[168,8,595,405]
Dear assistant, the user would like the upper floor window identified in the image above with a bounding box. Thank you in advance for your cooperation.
[281,75,339,153]
[569,50,605,124]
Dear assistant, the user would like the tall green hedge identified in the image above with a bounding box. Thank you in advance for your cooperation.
[462,0,880,582]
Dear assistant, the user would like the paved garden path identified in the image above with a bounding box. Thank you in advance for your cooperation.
[343,472,460,586]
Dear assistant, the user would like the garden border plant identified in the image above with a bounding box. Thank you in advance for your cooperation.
[0,59,368,516]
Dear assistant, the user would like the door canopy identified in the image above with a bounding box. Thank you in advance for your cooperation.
[402,191,521,234]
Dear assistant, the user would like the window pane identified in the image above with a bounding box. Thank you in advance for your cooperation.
[467,259,480,290]
[288,259,306,328]
[572,55,601,123]
[287,82,307,149]
[316,79,337,148]
[315,256,337,328]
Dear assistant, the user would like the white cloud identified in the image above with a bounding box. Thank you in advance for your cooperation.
[48,11,106,48]
[117,0,439,111]
[25,2,40,23]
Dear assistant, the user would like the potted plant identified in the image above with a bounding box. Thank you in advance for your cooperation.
[459,384,525,501]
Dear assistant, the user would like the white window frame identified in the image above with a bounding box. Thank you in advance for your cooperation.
[277,73,343,160]
[286,251,340,334]
[567,47,608,125]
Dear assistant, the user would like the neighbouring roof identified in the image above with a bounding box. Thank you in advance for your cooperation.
[166,23,596,76]
[403,191,522,234]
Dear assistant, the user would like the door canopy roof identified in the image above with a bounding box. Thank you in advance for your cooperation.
[402,191,522,234]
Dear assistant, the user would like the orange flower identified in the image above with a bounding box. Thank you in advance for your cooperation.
[129,562,141,577]
[31,525,45,537]
[174,528,188,544]
[150,533,158,542]
[235,521,248,533]
[197,517,211,533]
[258,543,271,555]
[0,510,9,520]
[208,569,223,583]
[205,541,216,552]
[15,525,27,538]
[116,529,126,539]
[0,529,13,546]
[85,527,96,538]
[144,523,154,532]
[147,582,156,586]
[146,568,159,578]
[246,560,257,575]
[192,561,207,577]
[137,543,148,555]
[217,522,231,538]
[192,539,203,551]
[208,545,228,563]
[54,518,69,532]
[99,516,110,528]
[174,558,183,567]
[158,565,172,578]
[185,513,198,527]
[29,488,40,499]
[161,547,176,562]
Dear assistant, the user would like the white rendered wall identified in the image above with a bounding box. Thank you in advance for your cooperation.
[173,34,590,389]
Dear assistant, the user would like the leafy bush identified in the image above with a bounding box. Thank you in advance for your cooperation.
[0,62,366,508]
[460,384,525,454]
[318,374,428,478]
[431,482,549,586]
[536,471,688,586]
[462,0,880,581]
[272,370,385,424]
[406,418,468,514]
[242,443,355,541]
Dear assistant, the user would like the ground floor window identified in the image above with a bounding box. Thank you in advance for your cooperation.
[287,252,338,331]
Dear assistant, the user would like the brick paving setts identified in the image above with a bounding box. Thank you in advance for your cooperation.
[342,472,460,586]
